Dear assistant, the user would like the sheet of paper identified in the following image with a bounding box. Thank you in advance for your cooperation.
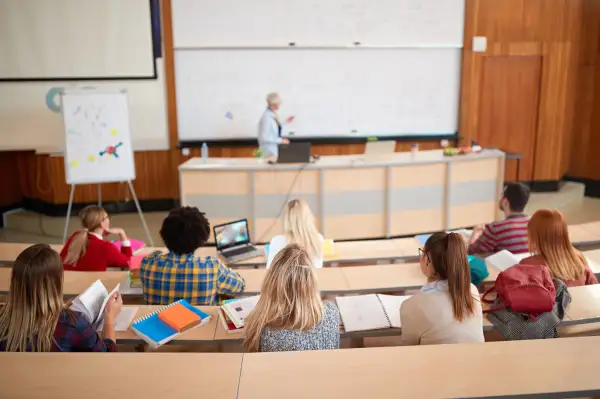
[94,284,120,326]
[335,295,390,333]
[376,295,412,328]
[77,280,108,322]
[485,250,520,272]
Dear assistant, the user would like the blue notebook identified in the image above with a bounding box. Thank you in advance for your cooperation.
[131,299,211,348]
[415,234,432,246]
[263,244,270,258]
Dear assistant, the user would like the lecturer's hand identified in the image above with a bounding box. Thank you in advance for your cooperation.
[281,138,290,145]
[286,116,295,124]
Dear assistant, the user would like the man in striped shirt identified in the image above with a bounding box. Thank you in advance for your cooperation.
[468,182,531,254]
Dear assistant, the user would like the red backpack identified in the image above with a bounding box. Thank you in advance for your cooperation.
[482,263,556,320]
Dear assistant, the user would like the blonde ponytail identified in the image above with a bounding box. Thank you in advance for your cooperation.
[283,199,322,261]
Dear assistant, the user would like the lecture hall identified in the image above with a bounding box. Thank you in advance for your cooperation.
[2,0,600,398]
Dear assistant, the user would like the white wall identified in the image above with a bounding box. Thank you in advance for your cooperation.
[0,60,169,152]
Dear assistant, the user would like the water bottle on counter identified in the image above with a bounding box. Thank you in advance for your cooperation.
[201,142,209,163]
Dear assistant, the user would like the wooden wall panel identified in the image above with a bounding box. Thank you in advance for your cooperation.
[476,56,541,182]
[0,152,24,207]
[461,0,584,183]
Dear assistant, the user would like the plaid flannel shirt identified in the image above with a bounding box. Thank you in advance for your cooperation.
[140,251,246,306]
[0,311,116,352]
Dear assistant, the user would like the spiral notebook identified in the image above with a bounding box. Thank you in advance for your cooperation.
[336,294,411,332]
[131,299,211,348]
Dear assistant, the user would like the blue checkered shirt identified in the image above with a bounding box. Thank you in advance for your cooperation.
[140,251,246,306]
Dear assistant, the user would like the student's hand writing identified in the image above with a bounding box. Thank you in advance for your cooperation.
[104,292,123,320]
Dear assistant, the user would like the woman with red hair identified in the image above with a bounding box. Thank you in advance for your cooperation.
[520,209,597,287]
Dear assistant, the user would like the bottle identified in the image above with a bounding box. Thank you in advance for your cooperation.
[201,142,208,163]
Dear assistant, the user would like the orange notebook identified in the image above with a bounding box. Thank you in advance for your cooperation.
[158,303,202,332]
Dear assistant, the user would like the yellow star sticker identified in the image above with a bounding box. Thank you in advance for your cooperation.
[87,155,96,162]
[110,128,118,136]
[70,160,80,168]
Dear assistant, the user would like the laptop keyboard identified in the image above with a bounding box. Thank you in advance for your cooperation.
[224,246,262,262]
[226,247,253,257]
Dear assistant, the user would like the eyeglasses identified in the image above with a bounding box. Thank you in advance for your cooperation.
[418,248,426,257]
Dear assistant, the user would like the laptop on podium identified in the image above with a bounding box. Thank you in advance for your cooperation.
[213,219,262,262]
[277,142,311,164]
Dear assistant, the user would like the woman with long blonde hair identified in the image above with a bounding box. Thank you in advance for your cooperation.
[244,244,339,352]
[60,205,132,271]
[401,232,484,345]
[266,199,324,269]
[520,209,597,286]
[0,244,121,351]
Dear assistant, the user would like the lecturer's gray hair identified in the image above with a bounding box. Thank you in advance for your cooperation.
[266,92,282,107]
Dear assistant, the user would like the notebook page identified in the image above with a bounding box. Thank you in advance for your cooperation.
[376,295,412,328]
[335,295,390,333]
[94,284,120,327]
[485,250,520,272]
[76,280,108,322]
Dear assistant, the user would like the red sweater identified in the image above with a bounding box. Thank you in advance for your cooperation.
[519,255,598,287]
[61,233,132,272]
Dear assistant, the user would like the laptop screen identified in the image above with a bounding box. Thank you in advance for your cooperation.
[214,219,250,250]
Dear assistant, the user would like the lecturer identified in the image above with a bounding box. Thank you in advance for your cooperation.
[258,92,294,158]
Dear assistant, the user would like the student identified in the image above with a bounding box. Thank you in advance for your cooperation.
[520,209,598,287]
[401,232,484,345]
[140,207,245,305]
[61,205,132,271]
[469,182,531,254]
[266,199,324,269]
[0,244,121,352]
[244,244,340,352]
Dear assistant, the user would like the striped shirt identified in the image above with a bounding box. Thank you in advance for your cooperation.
[468,214,530,255]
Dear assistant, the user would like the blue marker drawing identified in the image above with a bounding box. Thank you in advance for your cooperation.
[225,111,234,120]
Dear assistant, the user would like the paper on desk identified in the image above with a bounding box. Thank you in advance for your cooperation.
[485,250,521,272]
[377,295,411,328]
[336,295,390,332]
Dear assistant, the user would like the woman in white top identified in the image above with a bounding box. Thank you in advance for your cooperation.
[258,93,293,159]
[400,232,484,345]
[266,199,324,269]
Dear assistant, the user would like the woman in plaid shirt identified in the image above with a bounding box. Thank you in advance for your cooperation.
[0,244,120,352]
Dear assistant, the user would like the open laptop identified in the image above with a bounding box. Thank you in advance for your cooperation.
[363,140,396,161]
[277,142,311,164]
[213,219,262,262]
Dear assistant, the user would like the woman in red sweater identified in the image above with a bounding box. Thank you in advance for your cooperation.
[61,206,132,272]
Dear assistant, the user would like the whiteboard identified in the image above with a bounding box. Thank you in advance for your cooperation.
[172,0,465,47]
[175,49,461,141]
[61,91,136,184]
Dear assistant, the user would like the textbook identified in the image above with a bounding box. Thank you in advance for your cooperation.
[131,299,211,348]
[71,280,127,330]
[336,294,411,333]
[221,295,260,329]
[219,298,245,334]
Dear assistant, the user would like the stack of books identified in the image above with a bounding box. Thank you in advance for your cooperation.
[218,296,259,334]
[128,255,144,289]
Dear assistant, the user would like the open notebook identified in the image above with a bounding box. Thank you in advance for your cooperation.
[336,294,411,333]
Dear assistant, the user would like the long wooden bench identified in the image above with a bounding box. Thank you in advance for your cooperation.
[2,337,600,398]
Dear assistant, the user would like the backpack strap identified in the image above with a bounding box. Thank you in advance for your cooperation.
[481,286,497,304]
[483,303,507,314]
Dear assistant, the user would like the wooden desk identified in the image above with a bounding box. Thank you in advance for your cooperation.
[0,352,243,398]
[237,337,600,399]
[180,150,505,241]
[564,285,600,324]
[237,267,349,295]
[0,268,123,298]
[0,242,63,264]
[116,306,220,344]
